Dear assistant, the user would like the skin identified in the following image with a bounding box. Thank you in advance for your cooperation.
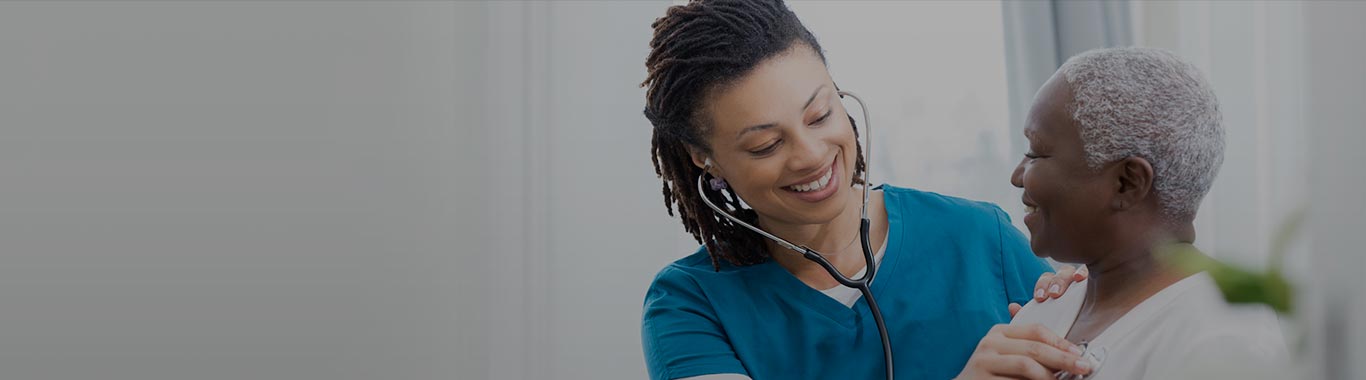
[687,43,889,290]
[958,72,1140,380]
[691,43,1091,379]
[1009,72,1196,350]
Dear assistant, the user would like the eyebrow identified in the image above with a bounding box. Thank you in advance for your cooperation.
[736,85,828,139]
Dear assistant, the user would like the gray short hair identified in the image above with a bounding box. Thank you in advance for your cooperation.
[1059,47,1225,219]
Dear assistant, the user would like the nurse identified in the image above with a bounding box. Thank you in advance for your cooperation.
[638,1,1089,379]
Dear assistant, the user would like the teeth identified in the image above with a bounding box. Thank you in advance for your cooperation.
[1025,205,1037,214]
[790,167,833,192]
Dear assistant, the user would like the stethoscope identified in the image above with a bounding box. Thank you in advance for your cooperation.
[1055,341,1106,379]
[696,90,894,380]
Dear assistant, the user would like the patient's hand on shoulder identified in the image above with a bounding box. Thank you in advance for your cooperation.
[1008,265,1087,318]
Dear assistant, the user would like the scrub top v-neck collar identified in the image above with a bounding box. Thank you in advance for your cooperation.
[757,186,904,326]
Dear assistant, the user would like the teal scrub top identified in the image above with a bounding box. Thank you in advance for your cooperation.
[641,185,1051,380]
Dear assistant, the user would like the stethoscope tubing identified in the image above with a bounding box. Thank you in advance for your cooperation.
[694,90,893,380]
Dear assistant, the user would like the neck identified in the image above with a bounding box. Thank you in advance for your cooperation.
[762,185,870,282]
[1082,223,1195,310]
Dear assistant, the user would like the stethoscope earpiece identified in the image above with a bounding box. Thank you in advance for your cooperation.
[694,90,892,380]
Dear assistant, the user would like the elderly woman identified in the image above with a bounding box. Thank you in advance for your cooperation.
[982,47,1288,379]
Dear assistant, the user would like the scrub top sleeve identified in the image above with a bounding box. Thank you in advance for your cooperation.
[641,267,748,380]
[992,205,1052,306]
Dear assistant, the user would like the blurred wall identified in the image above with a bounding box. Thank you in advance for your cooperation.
[1131,1,1310,270]
[2,1,1361,380]
[1302,3,1366,379]
[478,1,692,379]
[0,2,480,379]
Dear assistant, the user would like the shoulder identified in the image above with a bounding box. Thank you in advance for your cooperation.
[879,185,1039,279]
[642,250,721,326]
[652,246,758,279]
[646,249,712,295]
[642,249,754,380]
[880,185,1013,239]
[1010,278,1088,335]
[664,247,722,273]
[1170,299,1286,354]
[1146,275,1289,376]
[1162,274,1284,333]
[881,184,1010,223]
[645,246,760,302]
[1152,312,1289,378]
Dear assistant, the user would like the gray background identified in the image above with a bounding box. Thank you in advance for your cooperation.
[1,2,476,379]
[0,1,1362,380]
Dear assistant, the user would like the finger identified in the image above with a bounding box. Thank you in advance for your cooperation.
[1008,303,1023,318]
[1001,324,1082,359]
[991,335,1090,375]
[1048,275,1069,299]
[982,354,1057,380]
[1051,265,1090,299]
[1075,265,1089,281]
[1033,273,1054,301]
[1047,267,1076,299]
[1055,265,1077,278]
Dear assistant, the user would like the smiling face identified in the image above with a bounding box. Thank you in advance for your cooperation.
[690,43,859,227]
[1010,73,1117,263]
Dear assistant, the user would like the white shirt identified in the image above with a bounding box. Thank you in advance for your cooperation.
[1010,272,1289,379]
[817,232,889,308]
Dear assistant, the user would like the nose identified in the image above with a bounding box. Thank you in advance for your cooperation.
[1010,158,1026,188]
[785,129,828,173]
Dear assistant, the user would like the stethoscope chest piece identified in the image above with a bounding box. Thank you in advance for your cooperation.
[1055,342,1105,380]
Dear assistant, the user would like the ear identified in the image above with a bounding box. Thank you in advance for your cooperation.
[1111,156,1155,211]
[687,146,712,171]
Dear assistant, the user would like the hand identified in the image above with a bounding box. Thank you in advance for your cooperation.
[955,323,1093,380]
[1033,265,1088,302]
[1006,266,1086,319]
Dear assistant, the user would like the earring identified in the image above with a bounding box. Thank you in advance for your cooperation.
[709,176,729,191]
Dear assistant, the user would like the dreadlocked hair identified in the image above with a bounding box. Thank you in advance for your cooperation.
[641,0,866,270]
